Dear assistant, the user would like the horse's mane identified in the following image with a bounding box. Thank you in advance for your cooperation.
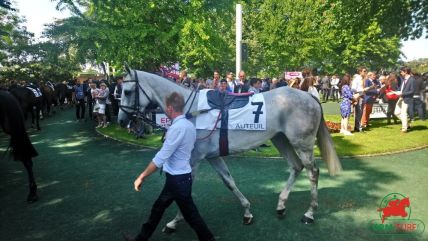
[0,90,38,161]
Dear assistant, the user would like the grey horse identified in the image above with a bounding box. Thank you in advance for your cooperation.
[118,69,342,232]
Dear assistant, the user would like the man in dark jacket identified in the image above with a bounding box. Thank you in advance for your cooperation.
[411,75,426,121]
[398,66,415,132]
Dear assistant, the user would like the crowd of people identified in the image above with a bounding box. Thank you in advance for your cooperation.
[1,65,426,136]
[168,66,427,136]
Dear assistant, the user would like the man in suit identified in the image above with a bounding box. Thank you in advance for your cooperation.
[234,70,249,93]
[398,66,416,133]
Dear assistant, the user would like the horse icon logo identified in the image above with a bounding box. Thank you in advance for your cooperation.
[377,193,411,224]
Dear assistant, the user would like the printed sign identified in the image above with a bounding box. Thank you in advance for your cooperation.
[368,193,425,235]
[155,113,171,129]
[370,102,388,119]
[284,71,303,80]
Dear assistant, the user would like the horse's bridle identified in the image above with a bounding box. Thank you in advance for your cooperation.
[118,70,154,118]
[119,70,199,118]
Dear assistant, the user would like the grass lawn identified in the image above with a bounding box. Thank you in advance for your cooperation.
[98,115,428,157]
[1,103,427,241]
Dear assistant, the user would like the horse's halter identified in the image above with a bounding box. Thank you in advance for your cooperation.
[119,70,155,117]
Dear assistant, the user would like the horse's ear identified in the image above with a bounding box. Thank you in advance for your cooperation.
[124,62,131,75]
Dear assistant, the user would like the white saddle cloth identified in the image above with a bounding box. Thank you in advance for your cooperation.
[195,89,266,131]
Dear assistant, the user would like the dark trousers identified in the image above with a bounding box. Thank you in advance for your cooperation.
[87,100,93,120]
[106,104,111,122]
[354,98,364,130]
[411,98,426,120]
[112,99,119,116]
[75,99,85,120]
[136,173,214,241]
[387,99,399,123]
[407,99,415,121]
[322,88,330,102]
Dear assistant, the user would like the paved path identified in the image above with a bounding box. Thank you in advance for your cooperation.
[0,108,426,241]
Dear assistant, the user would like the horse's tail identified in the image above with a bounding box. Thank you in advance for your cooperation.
[316,114,342,176]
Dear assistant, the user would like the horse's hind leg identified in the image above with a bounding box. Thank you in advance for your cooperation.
[293,147,319,224]
[22,158,38,203]
[208,157,253,224]
[271,134,303,217]
[36,105,41,130]
[301,163,319,224]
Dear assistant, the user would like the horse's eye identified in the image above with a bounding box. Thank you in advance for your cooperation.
[124,90,131,96]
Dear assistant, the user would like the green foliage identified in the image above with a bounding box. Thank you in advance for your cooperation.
[405,58,428,74]
[2,0,427,83]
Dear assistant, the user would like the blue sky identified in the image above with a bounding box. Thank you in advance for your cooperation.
[14,0,428,61]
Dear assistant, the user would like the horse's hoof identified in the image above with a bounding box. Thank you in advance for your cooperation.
[277,209,286,218]
[300,215,314,224]
[162,226,176,234]
[27,194,38,203]
[243,216,253,225]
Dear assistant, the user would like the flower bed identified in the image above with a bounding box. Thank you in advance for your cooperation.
[325,120,351,133]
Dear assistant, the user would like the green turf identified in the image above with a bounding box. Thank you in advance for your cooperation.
[0,108,427,241]
[98,102,428,157]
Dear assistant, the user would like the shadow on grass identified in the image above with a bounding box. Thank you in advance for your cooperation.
[0,108,426,241]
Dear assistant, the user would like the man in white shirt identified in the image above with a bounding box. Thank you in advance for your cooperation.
[351,66,368,132]
[124,92,215,241]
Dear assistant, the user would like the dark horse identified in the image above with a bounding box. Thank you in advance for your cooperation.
[0,90,38,202]
[10,86,42,130]
[39,81,57,117]
[55,82,73,108]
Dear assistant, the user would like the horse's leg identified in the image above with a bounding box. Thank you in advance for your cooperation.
[30,107,35,129]
[301,163,319,224]
[208,157,253,224]
[271,134,303,217]
[22,158,38,203]
[36,104,41,130]
[292,145,319,224]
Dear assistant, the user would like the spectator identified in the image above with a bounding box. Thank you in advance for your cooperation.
[248,78,262,93]
[276,78,287,88]
[74,79,87,122]
[411,74,426,121]
[212,70,221,89]
[384,73,400,124]
[270,78,278,89]
[289,78,300,89]
[87,80,95,120]
[113,77,123,116]
[330,75,340,102]
[351,66,368,132]
[305,77,320,101]
[261,78,270,92]
[197,78,206,90]
[225,72,235,92]
[96,82,109,128]
[179,70,191,88]
[340,74,353,135]
[219,79,229,93]
[361,72,380,128]
[321,75,330,102]
[234,70,249,93]
[398,66,415,133]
